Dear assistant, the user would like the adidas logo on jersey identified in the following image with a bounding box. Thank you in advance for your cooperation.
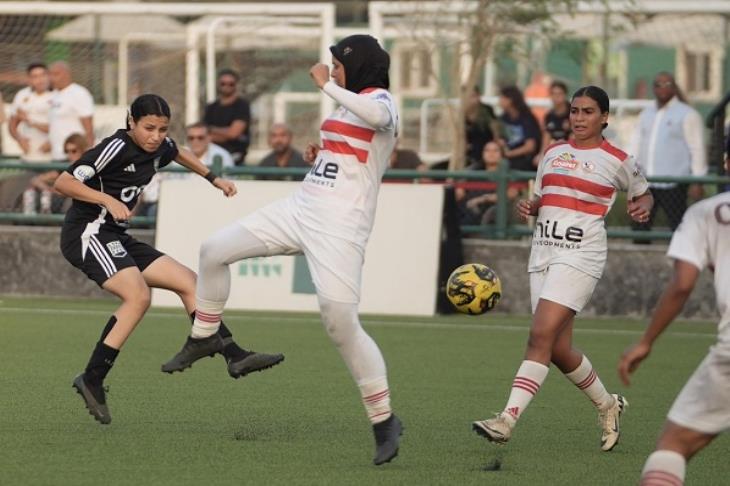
[124,164,136,173]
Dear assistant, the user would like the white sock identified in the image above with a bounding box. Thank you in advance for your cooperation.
[564,355,615,410]
[502,360,549,424]
[640,450,686,486]
[191,299,222,339]
[318,296,391,424]
[360,377,392,424]
[192,223,269,339]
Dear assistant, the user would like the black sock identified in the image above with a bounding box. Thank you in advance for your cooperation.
[190,311,248,360]
[219,321,249,361]
[99,315,118,341]
[84,341,119,388]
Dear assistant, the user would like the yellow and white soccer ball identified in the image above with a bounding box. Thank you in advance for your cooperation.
[446,263,502,315]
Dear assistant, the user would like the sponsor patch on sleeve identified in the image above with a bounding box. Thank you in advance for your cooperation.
[72,165,96,182]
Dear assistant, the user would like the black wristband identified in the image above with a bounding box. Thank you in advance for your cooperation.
[203,171,217,184]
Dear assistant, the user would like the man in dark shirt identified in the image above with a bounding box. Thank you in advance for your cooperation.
[257,123,309,181]
[203,69,251,165]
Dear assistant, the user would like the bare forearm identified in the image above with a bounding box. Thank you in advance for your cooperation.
[640,284,692,347]
[54,172,110,205]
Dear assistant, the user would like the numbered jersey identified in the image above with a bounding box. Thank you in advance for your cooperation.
[529,139,649,278]
[64,129,178,228]
[292,88,398,247]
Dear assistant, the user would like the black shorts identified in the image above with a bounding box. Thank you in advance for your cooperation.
[60,223,164,287]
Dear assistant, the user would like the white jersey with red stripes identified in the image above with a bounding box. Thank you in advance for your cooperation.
[292,88,398,247]
[667,192,730,351]
[529,139,649,278]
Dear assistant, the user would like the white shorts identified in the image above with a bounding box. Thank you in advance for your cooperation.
[529,264,598,314]
[240,197,364,304]
[667,346,730,435]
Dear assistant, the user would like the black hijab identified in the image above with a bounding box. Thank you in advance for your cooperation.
[329,35,390,94]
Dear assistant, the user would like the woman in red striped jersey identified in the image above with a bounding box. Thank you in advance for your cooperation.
[473,86,654,451]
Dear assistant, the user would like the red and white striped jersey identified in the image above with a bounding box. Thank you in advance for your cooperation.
[667,192,730,351]
[292,88,398,246]
[529,139,649,278]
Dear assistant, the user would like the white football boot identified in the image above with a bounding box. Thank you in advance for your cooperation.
[599,394,628,451]
[472,413,514,444]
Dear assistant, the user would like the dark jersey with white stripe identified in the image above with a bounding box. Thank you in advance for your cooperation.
[64,129,178,228]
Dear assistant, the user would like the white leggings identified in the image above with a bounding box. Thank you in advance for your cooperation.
[197,223,386,385]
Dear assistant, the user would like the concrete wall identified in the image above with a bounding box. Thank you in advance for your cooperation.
[0,225,154,298]
[463,239,717,319]
[0,225,719,320]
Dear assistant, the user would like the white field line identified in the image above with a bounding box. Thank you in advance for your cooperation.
[0,306,717,340]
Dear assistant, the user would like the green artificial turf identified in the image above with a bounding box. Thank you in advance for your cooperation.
[0,297,726,485]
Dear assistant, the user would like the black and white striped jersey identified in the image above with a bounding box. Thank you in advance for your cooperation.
[64,129,178,227]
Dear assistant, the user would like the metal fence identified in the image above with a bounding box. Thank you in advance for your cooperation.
[1,158,728,241]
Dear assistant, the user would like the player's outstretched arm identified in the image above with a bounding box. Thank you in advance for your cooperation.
[618,259,699,385]
[309,63,391,129]
[54,171,130,222]
[175,147,237,197]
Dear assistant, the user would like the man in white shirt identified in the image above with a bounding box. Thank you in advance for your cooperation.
[629,72,706,235]
[48,61,94,160]
[9,62,52,163]
[184,122,234,168]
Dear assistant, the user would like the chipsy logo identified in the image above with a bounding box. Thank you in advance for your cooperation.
[551,152,578,171]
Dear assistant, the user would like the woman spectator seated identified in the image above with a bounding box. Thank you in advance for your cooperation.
[454,141,521,227]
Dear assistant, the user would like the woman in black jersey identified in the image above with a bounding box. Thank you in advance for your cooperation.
[55,94,284,424]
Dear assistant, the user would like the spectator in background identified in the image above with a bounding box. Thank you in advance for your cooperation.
[27,133,88,214]
[204,69,251,165]
[9,62,52,163]
[498,85,541,171]
[389,140,426,171]
[136,123,235,218]
[464,85,499,165]
[48,61,94,161]
[542,80,571,149]
[629,72,706,234]
[455,141,519,227]
[257,123,309,181]
[185,122,234,168]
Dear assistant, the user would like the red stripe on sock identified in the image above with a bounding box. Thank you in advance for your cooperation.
[641,471,683,486]
[513,377,540,394]
[370,411,392,420]
[577,370,597,390]
[514,375,540,388]
[512,383,539,395]
[195,311,221,323]
[364,389,390,403]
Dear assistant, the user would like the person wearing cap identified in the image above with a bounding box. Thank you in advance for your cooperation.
[165,34,403,466]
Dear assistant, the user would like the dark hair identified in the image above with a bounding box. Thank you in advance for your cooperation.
[499,85,532,119]
[550,80,568,93]
[27,62,47,73]
[217,68,240,82]
[572,85,609,129]
[126,94,171,130]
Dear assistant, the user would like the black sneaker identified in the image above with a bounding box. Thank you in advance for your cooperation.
[372,414,403,465]
[226,351,285,379]
[161,334,224,373]
[72,373,111,425]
